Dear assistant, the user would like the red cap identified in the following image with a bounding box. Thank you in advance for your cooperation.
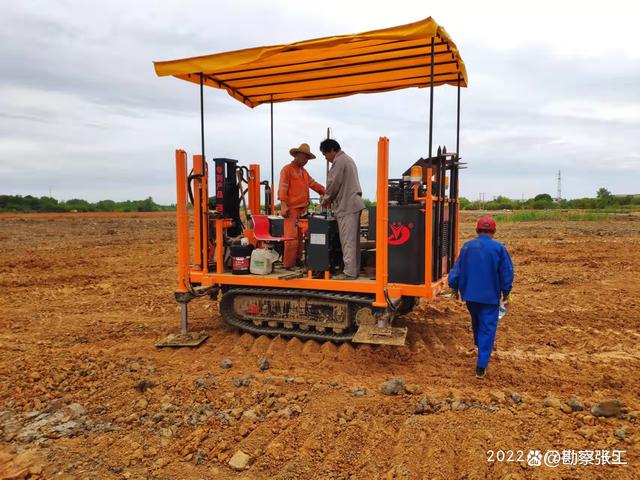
[476,216,496,232]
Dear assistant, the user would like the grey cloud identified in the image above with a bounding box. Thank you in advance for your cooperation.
[0,2,638,203]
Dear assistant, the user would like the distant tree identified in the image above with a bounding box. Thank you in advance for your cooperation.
[0,195,25,212]
[23,195,40,210]
[363,198,376,208]
[64,198,92,212]
[137,197,157,212]
[0,195,174,213]
[39,196,64,212]
[96,199,116,211]
[616,195,633,206]
[567,197,597,209]
[534,193,553,202]
[459,197,471,209]
[493,196,515,210]
[596,188,613,207]
[464,200,483,210]
[527,193,557,209]
[531,199,557,209]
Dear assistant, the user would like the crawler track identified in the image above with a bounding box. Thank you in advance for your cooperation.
[219,287,374,343]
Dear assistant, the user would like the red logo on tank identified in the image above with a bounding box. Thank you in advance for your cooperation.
[388,222,413,245]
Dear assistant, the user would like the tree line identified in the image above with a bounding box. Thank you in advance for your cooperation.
[0,195,174,213]
[459,188,640,211]
[2,188,638,213]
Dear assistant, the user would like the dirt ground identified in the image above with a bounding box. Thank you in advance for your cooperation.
[1,211,639,480]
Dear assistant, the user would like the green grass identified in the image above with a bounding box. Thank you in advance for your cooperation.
[494,210,612,222]
[584,206,638,214]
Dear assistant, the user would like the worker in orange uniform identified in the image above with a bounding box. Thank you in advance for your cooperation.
[278,143,325,269]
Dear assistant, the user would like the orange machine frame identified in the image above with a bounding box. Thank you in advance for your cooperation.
[164,17,466,315]
[175,138,458,308]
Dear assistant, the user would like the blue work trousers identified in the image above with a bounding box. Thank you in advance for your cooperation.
[466,301,500,369]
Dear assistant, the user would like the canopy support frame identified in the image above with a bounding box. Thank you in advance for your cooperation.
[456,72,461,157]
[428,37,435,158]
[270,99,274,214]
[200,73,205,160]
[201,74,253,107]
[198,73,205,270]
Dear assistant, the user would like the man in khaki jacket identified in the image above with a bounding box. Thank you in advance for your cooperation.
[320,139,365,280]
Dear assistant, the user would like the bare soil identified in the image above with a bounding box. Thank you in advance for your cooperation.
[1,212,639,479]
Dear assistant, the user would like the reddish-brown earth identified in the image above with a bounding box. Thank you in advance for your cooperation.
[1,212,638,479]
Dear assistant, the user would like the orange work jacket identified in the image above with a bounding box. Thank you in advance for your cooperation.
[277,162,325,210]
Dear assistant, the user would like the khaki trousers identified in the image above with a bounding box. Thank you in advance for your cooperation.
[336,211,361,278]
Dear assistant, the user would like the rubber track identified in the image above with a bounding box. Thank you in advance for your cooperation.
[219,287,374,343]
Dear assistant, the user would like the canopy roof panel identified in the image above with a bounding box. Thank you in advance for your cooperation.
[153,17,467,108]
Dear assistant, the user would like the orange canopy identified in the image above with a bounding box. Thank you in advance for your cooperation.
[153,17,467,108]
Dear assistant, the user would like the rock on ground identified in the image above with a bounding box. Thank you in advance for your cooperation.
[228,450,252,470]
[543,396,562,409]
[614,428,626,441]
[591,399,623,418]
[381,377,405,396]
[258,357,270,371]
[566,397,584,412]
[233,377,251,387]
[489,391,506,403]
[415,398,437,414]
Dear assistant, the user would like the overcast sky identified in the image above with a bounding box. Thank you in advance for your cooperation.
[1,0,639,203]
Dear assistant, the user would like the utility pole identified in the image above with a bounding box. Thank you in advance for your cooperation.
[556,170,562,202]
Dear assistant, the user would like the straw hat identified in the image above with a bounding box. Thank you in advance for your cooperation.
[289,143,316,159]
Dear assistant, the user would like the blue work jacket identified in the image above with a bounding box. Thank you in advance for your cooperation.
[448,235,514,305]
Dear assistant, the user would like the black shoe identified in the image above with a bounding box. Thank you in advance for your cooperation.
[475,367,486,379]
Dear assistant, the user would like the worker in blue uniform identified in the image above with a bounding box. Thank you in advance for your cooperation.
[448,216,514,379]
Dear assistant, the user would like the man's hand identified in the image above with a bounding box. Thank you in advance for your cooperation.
[502,292,510,303]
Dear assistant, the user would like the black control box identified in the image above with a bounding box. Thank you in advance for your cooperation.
[306,213,342,272]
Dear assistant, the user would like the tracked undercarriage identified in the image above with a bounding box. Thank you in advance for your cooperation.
[219,287,379,343]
